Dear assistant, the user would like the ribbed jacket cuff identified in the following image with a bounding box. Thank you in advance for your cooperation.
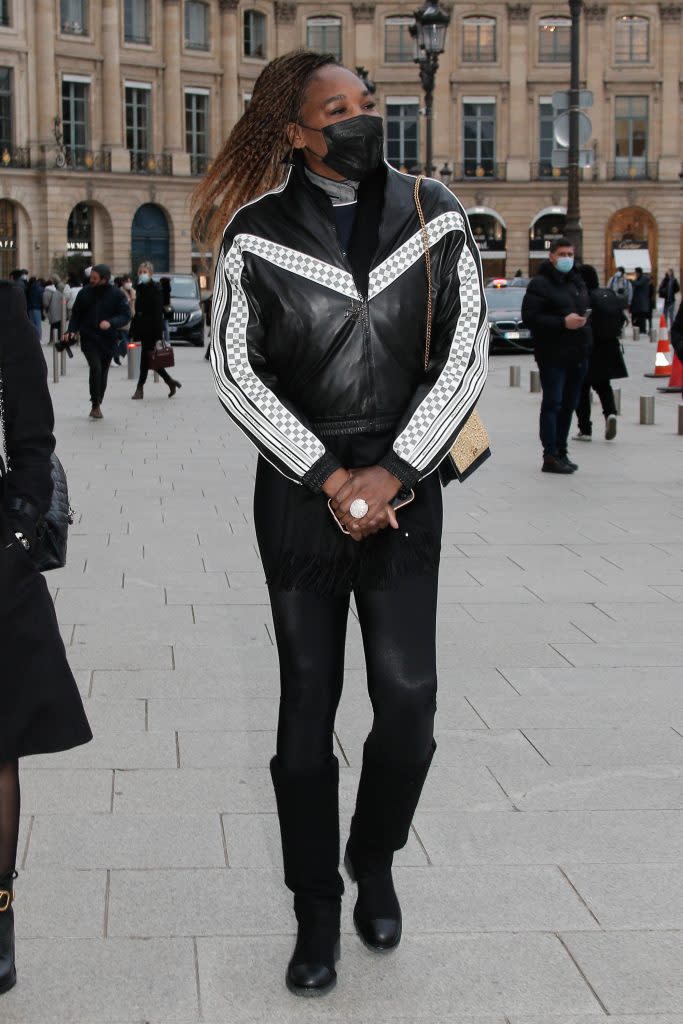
[302,451,343,493]
[378,451,421,490]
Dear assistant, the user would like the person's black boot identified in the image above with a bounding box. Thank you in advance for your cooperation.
[558,452,578,471]
[0,873,17,995]
[346,740,436,952]
[542,454,574,474]
[270,756,344,997]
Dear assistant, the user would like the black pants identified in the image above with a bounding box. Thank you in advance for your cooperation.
[576,378,617,436]
[137,357,172,390]
[83,346,112,406]
[538,360,588,457]
[632,312,649,333]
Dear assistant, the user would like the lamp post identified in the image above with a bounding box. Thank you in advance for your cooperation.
[411,0,451,177]
[564,0,583,258]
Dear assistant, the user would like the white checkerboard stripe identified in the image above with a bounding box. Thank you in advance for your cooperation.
[211,240,326,482]
[368,212,465,300]
[235,234,360,302]
[393,223,489,472]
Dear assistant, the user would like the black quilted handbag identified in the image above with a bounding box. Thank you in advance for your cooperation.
[32,454,73,571]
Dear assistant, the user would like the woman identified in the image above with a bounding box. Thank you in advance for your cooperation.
[130,262,181,399]
[0,280,92,995]
[63,271,83,320]
[42,278,64,345]
[574,264,628,442]
[194,51,488,997]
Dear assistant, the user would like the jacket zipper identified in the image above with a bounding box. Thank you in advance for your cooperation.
[328,221,376,419]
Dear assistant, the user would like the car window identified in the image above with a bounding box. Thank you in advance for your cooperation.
[170,277,199,299]
[485,288,524,311]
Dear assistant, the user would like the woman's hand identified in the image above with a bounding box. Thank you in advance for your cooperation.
[330,466,401,542]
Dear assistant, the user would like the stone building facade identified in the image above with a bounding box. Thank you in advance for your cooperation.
[0,0,681,283]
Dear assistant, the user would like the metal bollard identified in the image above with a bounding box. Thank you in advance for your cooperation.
[633,327,640,342]
[530,369,541,393]
[678,406,683,436]
[153,371,159,383]
[60,349,67,376]
[613,388,621,415]
[509,365,521,387]
[127,342,142,380]
[52,341,60,383]
[640,395,655,424]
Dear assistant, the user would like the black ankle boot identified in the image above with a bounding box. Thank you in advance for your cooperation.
[287,895,341,997]
[270,756,345,997]
[344,847,401,952]
[0,873,17,995]
[346,741,436,953]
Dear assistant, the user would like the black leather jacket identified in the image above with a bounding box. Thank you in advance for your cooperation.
[211,161,489,492]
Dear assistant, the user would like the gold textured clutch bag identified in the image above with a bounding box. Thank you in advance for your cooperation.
[448,409,491,481]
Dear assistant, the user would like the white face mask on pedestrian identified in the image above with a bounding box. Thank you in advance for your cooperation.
[139,273,151,284]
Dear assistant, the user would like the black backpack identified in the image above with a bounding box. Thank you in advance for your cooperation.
[589,288,624,341]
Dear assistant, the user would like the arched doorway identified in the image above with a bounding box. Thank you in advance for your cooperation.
[529,207,567,275]
[0,199,17,278]
[466,208,507,280]
[131,203,170,272]
[606,206,657,284]
[66,203,93,277]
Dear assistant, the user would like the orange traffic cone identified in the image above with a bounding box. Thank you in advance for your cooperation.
[658,350,683,393]
[644,314,672,378]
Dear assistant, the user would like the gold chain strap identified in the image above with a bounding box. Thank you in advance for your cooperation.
[0,889,13,912]
[414,174,433,373]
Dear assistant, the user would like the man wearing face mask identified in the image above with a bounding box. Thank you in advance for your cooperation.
[63,264,131,419]
[522,238,591,474]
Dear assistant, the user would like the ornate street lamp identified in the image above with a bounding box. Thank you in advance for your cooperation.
[564,0,583,258]
[411,0,451,177]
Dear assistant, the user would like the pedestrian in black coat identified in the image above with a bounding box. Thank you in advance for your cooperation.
[0,280,92,995]
[521,237,591,474]
[630,268,653,333]
[130,262,181,399]
[574,264,628,442]
[658,268,680,327]
[65,263,131,419]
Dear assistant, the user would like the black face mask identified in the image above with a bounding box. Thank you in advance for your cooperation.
[301,114,384,180]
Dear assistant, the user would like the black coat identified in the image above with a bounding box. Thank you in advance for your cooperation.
[0,281,92,760]
[671,302,683,360]
[521,260,592,366]
[586,288,628,383]
[132,280,164,347]
[631,274,652,316]
[68,281,131,355]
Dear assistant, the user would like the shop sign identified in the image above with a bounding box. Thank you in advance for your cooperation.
[0,237,16,250]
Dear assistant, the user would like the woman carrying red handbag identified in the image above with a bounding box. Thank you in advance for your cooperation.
[130,262,181,400]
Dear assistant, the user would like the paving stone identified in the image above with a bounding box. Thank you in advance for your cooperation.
[197,933,599,1019]
[1,938,198,1022]
[178,730,276,768]
[19,770,113,814]
[20,730,176,770]
[15,870,107,939]
[413,809,683,865]
[489,764,683,811]
[466,695,683,729]
[560,931,683,1014]
[562,863,683,929]
[524,727,683,766]
[147,697,277,732]
[26,813,226,869]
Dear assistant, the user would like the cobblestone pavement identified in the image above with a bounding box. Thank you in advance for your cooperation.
[5,331,683,1023]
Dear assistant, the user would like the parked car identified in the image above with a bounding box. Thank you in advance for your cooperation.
[485,285,534,354]
[153,273,205,346]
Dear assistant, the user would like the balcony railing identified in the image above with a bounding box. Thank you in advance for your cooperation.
[0,146,31,169]
[455,162,507,181]
[129,151,173,175]
[190,154,209,176]
[608,161,657,181]
[52,148,112,171]
[531,162,568,180]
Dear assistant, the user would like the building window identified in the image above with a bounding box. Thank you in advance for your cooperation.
[462,16,496,62]
[0,1,10,27]
[463,101,496,177]
[614,95,648,177]
[244,10,266,58]
[185,1,209,50]
[307,16,342,60]
[186,91,209,174]
[538,99,557,177]
[615,16,649,63]
[126,86,151,164]
[0,68,11,148]
[60,0,88,34]
[385,100,419,169]
[384,16,414,63]
[62,80,89,161]
[538,17,571,62]
[124,0,150,44]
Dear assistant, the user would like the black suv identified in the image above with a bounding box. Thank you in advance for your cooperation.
[153,274,205,346]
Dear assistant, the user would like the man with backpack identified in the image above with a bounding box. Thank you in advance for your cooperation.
[608,267,633,310]
[575,265,628,442]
